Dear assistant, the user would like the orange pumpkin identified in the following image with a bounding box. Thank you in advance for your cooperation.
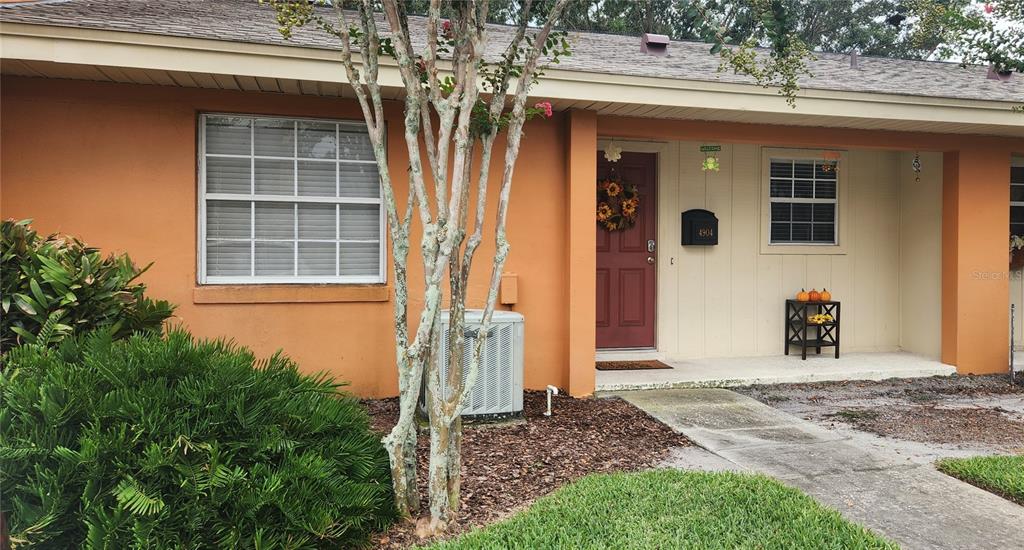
[820,288,832,301]
[796,289,810,302]
[808,289,821,302]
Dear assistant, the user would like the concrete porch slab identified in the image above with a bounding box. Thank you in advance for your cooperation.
[596,351,956,393]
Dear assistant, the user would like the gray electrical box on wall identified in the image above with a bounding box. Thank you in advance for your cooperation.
[681,209,718,245]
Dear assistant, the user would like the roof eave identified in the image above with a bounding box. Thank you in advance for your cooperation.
[2,22,1021,137]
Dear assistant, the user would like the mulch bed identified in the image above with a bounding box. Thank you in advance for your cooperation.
[363,391,690,549]
[825,405,1024,448]
[595,360,672,371]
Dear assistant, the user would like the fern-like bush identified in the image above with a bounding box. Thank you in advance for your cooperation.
[1,219,174,350]
[0,330,396,548]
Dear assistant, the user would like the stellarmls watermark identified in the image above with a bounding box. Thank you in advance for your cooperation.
[971,270,1024,280]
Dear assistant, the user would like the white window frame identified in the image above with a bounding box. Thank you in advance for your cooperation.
[759,148,849,255]
[768,158,838,245]
[197,113,386,285]
[1012,156,1024,236]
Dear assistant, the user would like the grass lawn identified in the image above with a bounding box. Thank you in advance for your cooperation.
[425,469,896,550]
[936,455,1024,505]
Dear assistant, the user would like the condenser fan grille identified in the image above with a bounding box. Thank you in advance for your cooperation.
[429,310,524,417]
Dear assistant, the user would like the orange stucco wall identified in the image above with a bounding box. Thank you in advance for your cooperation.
[564,110,597,396]
[4,75,1021,392]
[0,76,570,397]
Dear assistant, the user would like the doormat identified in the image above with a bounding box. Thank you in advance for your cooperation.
[596,360,672,371]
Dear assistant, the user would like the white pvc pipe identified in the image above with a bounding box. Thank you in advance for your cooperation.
[544,385,559,416]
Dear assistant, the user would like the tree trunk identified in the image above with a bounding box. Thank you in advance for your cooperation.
[427,414,452,532]
[425,410,463,531]
[426,306,455,533]
[380,362,419,516]
[385,430,419,517]
[447,416,462,512]
[402,426,419,512]
[420,302,447,532]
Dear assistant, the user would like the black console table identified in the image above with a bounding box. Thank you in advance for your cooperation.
[785,300,841,360]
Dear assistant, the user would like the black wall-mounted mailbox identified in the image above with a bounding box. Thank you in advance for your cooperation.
[681,209,718,245]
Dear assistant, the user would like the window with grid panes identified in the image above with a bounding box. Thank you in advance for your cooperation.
[768,158,838,245]
[199,115,384,284]
[1011,164,1024,236]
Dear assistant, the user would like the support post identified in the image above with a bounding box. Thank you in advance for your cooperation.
[941,147,1013,374]
[565,110,598,396]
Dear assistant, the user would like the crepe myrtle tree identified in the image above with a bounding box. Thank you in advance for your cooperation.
[261,0,841,532]
[926,0,1024,111]
[265,0,571,531]
[922,0,1023,73]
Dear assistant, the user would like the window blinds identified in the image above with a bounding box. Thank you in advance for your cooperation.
[201,115,383,283]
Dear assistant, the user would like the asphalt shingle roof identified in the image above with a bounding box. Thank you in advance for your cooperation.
[2,0,1022,104]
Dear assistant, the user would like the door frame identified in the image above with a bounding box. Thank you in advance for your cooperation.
[595,139,677,355]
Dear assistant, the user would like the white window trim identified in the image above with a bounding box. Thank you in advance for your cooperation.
[759,148,849,255]
[197,113,387,285]
[1011,156,1024,236]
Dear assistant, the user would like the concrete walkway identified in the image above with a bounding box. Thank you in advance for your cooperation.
[616,389,1024,550]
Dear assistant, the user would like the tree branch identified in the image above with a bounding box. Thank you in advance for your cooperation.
[452,0,570,418]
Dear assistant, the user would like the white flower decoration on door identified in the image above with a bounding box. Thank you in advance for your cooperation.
[604,142,622,163]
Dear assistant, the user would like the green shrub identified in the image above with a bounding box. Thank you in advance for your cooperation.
[1,219,174,350]
[0,330,396,549]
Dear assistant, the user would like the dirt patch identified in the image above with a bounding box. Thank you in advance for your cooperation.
[736,375,1024,453]
[824,405,1024,447]
[364,391,689,549]
[739,374,1024,405]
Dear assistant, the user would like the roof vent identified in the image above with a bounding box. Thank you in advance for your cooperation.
[641,33,669,56]
[849,51,859,69]
[987,65,1013,82]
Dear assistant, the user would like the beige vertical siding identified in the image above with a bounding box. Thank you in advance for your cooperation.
[899,152,943,359]
[642,140,941,360]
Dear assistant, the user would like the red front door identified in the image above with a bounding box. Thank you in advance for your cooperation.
[596,151,657,349]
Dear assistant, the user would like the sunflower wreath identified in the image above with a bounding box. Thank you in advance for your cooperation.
[596,175,640,231]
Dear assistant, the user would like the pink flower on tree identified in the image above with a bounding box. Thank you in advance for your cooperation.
[534,101,553,118]
[984,3,994,14]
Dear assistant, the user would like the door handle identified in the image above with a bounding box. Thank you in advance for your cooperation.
[647,239,656,253]
[647,257,655,264]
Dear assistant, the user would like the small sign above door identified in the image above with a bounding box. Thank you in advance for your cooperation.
[681,209,718,246]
